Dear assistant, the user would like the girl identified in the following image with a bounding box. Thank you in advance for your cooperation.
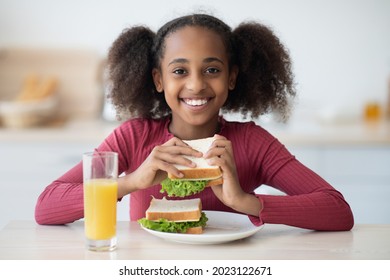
[35,13,354,231]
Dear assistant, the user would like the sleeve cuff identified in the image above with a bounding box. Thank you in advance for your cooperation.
[247,193,264,226]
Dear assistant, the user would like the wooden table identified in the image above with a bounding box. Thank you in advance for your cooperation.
[0,221,389,260]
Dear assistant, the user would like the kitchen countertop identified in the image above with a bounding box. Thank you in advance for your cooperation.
[1,117,390,146]
[0,220,389,260]
[265,120,390,146]
[0,118,117,144]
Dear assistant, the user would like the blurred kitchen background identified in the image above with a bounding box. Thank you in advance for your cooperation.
[1,0,389,229]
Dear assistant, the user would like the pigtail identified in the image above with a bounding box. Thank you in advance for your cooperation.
[227,22,296,120]
[107,26,168,119]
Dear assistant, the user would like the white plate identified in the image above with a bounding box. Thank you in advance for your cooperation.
[140,210,263,244]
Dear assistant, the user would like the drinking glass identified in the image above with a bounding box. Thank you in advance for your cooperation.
[83,151,118,251]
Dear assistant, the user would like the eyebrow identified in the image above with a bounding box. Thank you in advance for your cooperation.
[168,57,224,66]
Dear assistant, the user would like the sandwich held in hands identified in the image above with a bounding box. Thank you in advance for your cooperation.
[138,197,208,234]
[160,137,222,197]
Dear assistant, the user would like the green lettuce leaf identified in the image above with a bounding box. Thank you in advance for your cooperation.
[138,212,208,233]
[160,178,209,197]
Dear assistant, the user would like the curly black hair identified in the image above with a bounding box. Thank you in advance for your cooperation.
[107,13,296,121]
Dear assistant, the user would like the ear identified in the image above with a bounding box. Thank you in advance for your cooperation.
[152,68,164,92]
[228,65,239,90]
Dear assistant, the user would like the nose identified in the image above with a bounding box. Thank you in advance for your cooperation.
[185,73,206,93]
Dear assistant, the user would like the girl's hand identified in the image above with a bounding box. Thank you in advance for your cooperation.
[205,135,263,217]
[117,137,202,198]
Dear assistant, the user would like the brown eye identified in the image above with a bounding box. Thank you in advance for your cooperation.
[205,67,220,74]
[173,68,187,75]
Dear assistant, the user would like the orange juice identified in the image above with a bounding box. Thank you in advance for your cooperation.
[364,102,382,121]
[84,179,118,240]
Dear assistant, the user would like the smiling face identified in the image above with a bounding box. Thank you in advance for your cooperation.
[153,26,237,139]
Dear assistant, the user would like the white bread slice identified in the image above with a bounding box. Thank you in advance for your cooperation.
[169,137,222,180]
[185,226,203,234]
[145,197,202,222]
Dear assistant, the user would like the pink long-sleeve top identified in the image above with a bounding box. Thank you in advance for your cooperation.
[35,117,354,231]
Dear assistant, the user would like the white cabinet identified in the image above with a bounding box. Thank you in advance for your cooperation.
[0,141,130,229]
[287,145,390,224]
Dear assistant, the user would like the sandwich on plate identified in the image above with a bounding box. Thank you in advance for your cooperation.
[160,136,223,197]
[138,197,208,234]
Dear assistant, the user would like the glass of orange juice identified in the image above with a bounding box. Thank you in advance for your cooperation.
[83,151,118,251]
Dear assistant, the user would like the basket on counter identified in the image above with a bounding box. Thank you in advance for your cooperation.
[0,95,59,128]
[0,75,59,128]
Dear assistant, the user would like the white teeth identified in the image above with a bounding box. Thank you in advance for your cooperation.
[183,99,208,106]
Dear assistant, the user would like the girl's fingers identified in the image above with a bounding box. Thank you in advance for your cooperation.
[155,160,184,178]
[161,136,187,147]
[162,137,202,156]
[156,146,201,166]
[204,136,232,159]
[203,136,237,179]
[151,137,203,170]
